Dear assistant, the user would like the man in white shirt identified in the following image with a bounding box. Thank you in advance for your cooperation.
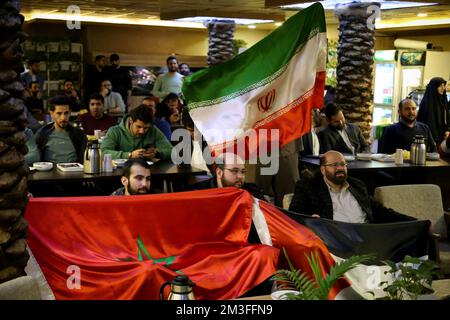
[289,151,415,223]
[152,56,184,100]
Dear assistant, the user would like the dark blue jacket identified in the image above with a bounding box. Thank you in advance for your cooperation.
[379,120,437,154]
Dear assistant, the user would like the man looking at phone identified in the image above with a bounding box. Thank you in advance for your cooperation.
[101,104,173,160]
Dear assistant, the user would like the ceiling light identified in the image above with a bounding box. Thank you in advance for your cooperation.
[24,12,205,29]
[274,22,282,26]
[281,1,437,10]
[417,13,428,17]
[176,16,274,25]
[248,25,256,29]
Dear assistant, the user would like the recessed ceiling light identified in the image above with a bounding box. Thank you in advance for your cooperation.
[176,16,274,25]
[281,1,437,10]
[417,13,428,17]
[248,25,256,29]
[274,22,282,26]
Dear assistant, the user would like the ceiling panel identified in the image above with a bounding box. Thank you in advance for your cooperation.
[20,0,450,30]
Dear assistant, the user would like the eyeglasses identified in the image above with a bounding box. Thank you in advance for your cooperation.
[323,162,347,168]
[225,168,247,176]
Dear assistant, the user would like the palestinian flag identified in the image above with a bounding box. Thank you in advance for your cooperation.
[182,3,326,158]
[283,209,431,299]
[24,188,348,300]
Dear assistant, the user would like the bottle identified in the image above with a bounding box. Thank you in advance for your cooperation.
[160,275,195,300]
[84,140,101,174]
[410,135,426,165]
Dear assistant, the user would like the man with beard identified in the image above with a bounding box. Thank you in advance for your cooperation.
[100,79,126,115]
[101,104,173,160]
[379,98,437,154]
[211,153,265,200]
[24,81,44,116]
[318,103,370,155]
[152,56,184,100]
[289,151,414,223]
[111,158,152,196]
[35,96,86,163]
[61,80,82,111]
[78,93,117,135]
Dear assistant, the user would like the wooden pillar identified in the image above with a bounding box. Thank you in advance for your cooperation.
[334,2,380,141]
[0,0,30,283]
[206,20,236,66]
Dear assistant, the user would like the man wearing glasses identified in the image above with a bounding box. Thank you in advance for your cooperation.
[289,151,414,223]
[211,153,264,199]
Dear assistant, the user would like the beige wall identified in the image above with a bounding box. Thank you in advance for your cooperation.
[399,34,450,51]
[24,21,450,67]
[24,21,273,67]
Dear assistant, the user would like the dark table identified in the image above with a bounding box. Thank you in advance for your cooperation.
[28,161,207,196]
[300,156,450,210]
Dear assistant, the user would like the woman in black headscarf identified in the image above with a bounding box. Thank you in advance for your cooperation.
[417,77,449,144]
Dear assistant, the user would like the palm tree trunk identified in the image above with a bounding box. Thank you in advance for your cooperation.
[0,0,30,284]
[335,2,380,141]
[207,20,236,66]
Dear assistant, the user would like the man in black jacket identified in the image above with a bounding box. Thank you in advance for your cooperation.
[379,98,436,154]
[35,96,86,163]
[318,103,370,155]
[289,151,415,223]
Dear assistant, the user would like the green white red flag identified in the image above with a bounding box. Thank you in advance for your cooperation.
[183,3,327,158]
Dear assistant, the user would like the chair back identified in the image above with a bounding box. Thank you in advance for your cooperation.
[374,184,447,238]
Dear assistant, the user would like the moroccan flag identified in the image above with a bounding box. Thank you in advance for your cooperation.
[182,3,326,157]
[24,188,348,300]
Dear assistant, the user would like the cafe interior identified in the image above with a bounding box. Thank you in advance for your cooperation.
[0,0,450,300]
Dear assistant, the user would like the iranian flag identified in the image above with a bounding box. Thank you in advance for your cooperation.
[183,3,327,158]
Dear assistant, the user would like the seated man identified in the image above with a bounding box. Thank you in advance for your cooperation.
[211,153,265,200]
[111,158,152,196]
[35,96,86,163]
[100,79,126,115]
[318,103,370,155]
[61,80,82,112]
[24,81,44,118]
[379,98,437,154]
[101,104,173,160]
[141,96,171,140]
[78,93,117,136]
[289,151,415,223]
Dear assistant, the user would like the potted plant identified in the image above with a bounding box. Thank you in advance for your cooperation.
[376,256,440,300]
[271,248,373,300]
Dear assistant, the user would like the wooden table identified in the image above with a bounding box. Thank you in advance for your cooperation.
[28,160,207,195]
[300,156,450,210]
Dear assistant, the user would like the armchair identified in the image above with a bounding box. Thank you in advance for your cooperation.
[374,184,450,277]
